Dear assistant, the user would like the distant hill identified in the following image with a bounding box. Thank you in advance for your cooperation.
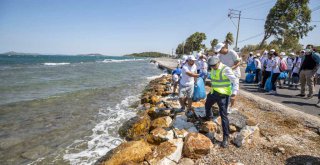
[76,53,106,56]
[0,51,41,56]
[124,52,170,58]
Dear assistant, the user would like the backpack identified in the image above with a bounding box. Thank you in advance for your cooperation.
[279,59,288,72]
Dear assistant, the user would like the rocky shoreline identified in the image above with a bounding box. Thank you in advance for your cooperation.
[95,60,320,165]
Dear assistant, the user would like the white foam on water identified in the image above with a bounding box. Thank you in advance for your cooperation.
[100,58,146,63]
[62,95,139,165]
[43,62,71,66]
[146,73,168,80]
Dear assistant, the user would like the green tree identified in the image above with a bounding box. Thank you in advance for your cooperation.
[259,0,314,48]
[175,43,185,57]
[225,32,234,46]
[210,39,218,50]
[184,32,207,54]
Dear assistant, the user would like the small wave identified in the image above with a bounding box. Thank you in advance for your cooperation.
[62,95,139,165]
[43,63,70,66]
[100,59,146,63]
[146,73,168,80]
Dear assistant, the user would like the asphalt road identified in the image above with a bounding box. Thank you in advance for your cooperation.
[240,68,320,117]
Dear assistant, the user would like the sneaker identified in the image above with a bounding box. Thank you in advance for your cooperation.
[316,100,320,107]
[296,94,306,97]
[185,110,194,118]
[269,90,276,95]
[306,95,313,99]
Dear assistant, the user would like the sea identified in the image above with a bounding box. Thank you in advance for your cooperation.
[0,54,164,165]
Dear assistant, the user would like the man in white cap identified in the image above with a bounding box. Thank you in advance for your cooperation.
[247,52,254,73]
[214,42,241,112]
[285,52,295,86]
[254,53,262,84]
[203,56,239,148]
[178,55,199,114]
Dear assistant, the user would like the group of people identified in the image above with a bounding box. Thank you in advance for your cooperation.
[172,42,241,148]
[246,44,320,107]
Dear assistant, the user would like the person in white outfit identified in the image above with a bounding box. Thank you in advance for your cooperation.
[270,52,281,94]
[254,53,262,84]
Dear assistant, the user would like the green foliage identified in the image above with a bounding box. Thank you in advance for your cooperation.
[210,39,218,50]
[184,32,207,54]
[125,52,170,57]
[260,0,314,48]
[175,43,185,57]
[225,32,234,45]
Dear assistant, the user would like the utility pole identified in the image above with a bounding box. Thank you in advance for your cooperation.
[228,9,241,52]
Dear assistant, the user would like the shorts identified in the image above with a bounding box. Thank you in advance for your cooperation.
[179,84,194,99]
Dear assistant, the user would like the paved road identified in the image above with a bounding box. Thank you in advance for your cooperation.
[153,58,320,117]
[240,68,320,117]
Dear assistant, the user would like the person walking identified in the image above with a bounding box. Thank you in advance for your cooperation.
[270,52,281,94]
[215,42,241,112]
[178,55,199,114]
[203,56,239,148]
[254,53,262,84]
[291,50,303,89]
[260,50,274,90]
[296,45,320,99]
[285,52,295,86]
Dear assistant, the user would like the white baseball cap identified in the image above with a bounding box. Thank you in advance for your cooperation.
[214,43,225,52]
[256,53,261,57]
[188,55,196,61]
[249,52,253,55]
[270,49,275,53]
[289,52,295,56]
[280,52,286,56]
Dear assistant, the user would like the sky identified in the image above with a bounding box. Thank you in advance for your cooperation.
[0,0,319,56]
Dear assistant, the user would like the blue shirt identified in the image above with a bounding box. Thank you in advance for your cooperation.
[172,68,182,76]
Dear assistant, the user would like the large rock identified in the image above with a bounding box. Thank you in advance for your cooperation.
[228,111,248,130]
[178,158,195,165]
[200,121,217,133]
[147,107,172,120]
[147,127,174,144]
[118,115,151,140]
[173,114,198,133]
[150,96,160,105]
[246,117,258,126]
[183,133,213,159]
[146,138,183,165]
[151,116,173,129]
[100,140,152,165]
[172,129,189,138]
[233,125,260,147]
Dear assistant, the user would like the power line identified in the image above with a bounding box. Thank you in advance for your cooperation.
[238,33,265,43]
[240,0,275,11]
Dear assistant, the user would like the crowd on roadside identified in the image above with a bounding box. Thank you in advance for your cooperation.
[245,44,320,107]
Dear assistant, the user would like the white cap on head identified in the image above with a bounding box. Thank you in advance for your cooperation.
[182,55,188,63]
[208,56,220,66]
[270,49,275,53]
[188,55,196,61]
[280,52,286,56]
[289,52,295,56]
[249,52,253,55]
[263,50,268,55]
[214,43,225,52]
[256,53,261,57]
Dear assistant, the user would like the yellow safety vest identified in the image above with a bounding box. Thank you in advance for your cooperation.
[210,64,232,96]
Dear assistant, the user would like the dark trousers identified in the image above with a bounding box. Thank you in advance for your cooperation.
[318,88,320,99]
[271,73,280,91]
[261,71,271,88]
[205,91,230,137]
[255,69,261,83]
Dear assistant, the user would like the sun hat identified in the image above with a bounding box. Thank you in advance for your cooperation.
[188,55,196,61]
[249,52,253,55]
[256,53,261,57]
[214,43,225,52]
[208,56,220,66]
[289,52,295,56]
[270,49,275,53]
[280,52,286,56]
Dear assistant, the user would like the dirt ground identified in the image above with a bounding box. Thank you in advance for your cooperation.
[195,95,320,165]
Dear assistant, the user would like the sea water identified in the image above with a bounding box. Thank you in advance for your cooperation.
[0,55,163,164]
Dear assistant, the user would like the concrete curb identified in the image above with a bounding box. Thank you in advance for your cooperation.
[239,89,320,129]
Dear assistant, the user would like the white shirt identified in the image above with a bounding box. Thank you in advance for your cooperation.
[286,58,294,70]
[247,56,254,65]
[292,57,302,73]
[218,49,241,78]
[265,58,273,72]
[260,56,268,71]
[272,57,281,73]
[180,63,197,86]
[254,58,262,69]
[211,64,239,95]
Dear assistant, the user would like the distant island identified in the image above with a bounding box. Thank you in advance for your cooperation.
[124,52,170,58]
[0,51,42,56]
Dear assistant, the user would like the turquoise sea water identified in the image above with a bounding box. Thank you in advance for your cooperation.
[0,55,163,164]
